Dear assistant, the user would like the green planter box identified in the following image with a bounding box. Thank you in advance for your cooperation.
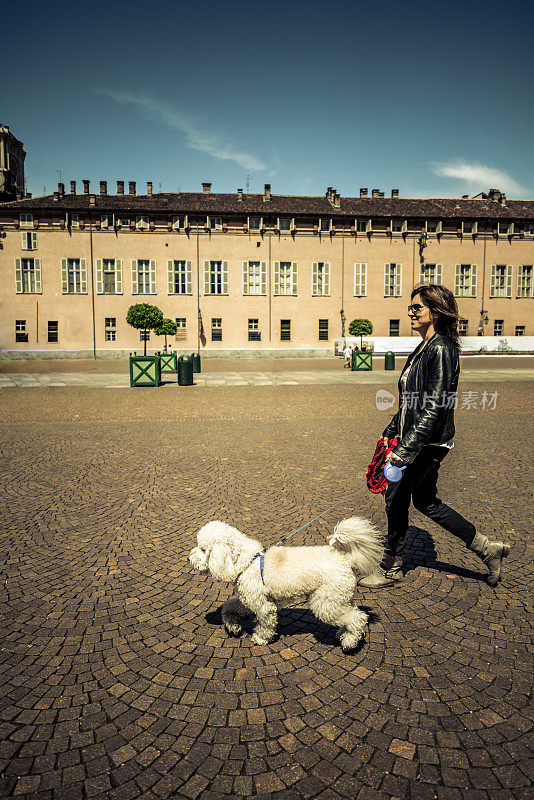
[129,354,162,387]
[352,351,373,371]
[160,352,178,373]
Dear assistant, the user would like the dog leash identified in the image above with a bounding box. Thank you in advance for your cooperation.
[252,500,347,582]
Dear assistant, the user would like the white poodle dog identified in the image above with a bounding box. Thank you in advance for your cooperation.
[189,517,384,651]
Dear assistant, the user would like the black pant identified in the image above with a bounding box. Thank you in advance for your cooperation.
[384,446,476,560]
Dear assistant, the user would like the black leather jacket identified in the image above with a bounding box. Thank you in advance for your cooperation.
[382,333,460,464]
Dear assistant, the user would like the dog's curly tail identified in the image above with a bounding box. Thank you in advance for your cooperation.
[329,517,385,576]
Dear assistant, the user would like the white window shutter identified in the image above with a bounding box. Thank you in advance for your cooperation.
[361,263,367,296]
[260,262,266,295]
[150,260,157,294]
[396,264,402,296]
[186,261,192,294]
[454,265,460,296]
[472,221,478,235]
[366,219,372,233]
[80,259,87,293]
[96,259,103,294]
[101,214,107,229]
[292,262,298,295]
[436,264,443,284]
[274,262,280,295]
[34,259,42,293]
[31,232,37,250]
[242,261,248,295]
[324,263,330,295]
[506,265,512,298]
[471,265,477,297]
[222,261,228,294]
[115,260,123,294]
[131,260,138,294]
[61,258,68,293]
[384,264,389,296]
[15,258,23,293]
[509,223,514,235]
[168,260,175,295]
[490,266,496,298]
[21,232,27,250]
[517,266,522,297]
[354,263,360,296]
[312,262,318,296]
[204,261,210,294]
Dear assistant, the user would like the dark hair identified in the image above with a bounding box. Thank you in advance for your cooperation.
[411,284,461,349]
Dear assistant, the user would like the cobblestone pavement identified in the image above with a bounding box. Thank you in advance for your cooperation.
[0,382,532,800]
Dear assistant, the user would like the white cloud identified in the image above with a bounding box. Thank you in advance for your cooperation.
[431,160,526,196]
[97,89,266,172]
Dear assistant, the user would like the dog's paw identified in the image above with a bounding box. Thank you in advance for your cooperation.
[224,622,242,636]
[340,632,363,652]
[251,632,271,645]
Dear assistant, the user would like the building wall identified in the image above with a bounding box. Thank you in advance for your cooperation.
[1,220,533,356]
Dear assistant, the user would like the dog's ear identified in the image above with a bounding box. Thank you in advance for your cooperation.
[208,543,237,582]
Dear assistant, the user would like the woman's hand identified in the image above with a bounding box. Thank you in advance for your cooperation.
[385,451,407,467]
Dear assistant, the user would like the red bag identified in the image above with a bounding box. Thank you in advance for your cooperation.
[366,437,398,494]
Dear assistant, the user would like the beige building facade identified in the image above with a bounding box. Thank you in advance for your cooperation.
[1,182,533,357]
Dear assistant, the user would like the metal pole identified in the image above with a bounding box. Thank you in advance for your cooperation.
[196,218,200,352]
[89,214,97,359]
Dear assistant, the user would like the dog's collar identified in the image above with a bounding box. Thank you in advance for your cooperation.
[237,547,268,584]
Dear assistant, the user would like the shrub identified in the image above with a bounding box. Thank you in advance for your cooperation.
[154,318,178,352]
[126,303,164,355]
[348,318,373,349]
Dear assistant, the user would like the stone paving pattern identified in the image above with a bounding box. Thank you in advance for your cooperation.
[0,378,532,800]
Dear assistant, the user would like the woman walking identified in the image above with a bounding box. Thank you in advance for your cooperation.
[359,284,511,588]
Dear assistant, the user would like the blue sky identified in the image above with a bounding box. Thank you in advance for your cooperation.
[4,0,533,199]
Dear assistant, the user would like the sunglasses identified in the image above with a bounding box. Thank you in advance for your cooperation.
[408,303,426,314]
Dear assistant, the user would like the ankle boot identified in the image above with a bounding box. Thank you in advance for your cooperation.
[469,532,511,586]
[358,557,404,588]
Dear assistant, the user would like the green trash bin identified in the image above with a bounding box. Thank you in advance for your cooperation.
[191,352,201,373]
[384,351,395,370]
[178,354,194,386]
[352,351,373,371]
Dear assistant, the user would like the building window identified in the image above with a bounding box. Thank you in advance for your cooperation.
[175,318,187,342]
[494,320,504,336]
[455,264,477,297]
[391,219,406,234]
[243,261,266,295]
[419,263,442,285]
[312,262,330,296]
[61,258,87,294]
[353,263,367,296]
[389,319,400,337]
[117,216,129,229]
[517,265,533,298]
[248,319,261,342]
[524,223,534,237]
[47,321,58,343]
[384,263,402,296]
[172,215,188,230]
[277,217,294,232]
[15,258,42,294]
[69,213,80,229]
[101,214,114,229]
[20,213,33,228]
[133,259,154,294]
[204,261,228,295]
[515,325,525,336]
[280,319,291,341]
[274,261,297,296]
[96,258,123,294]
[21,231,37,250]
[15,319,28,342]
[319,218,332,233]
[207,216,222,230]
[459,319,468,336]
[105,318,117,342]
[490,265,512,298]
[136,215,149,230]
[211,318,222,342]
[356,219,370,233]
[425,220,442,234]
[318,319,329,341]
[248,216,262,231]
[168,260,192,294]
[498,222,513,236]
[140,330,150,342]
[462,221,477,235]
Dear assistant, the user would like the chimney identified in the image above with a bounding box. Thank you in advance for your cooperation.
[499,193,507,206]
[147,181,153,195]
[371,189,380,198]
[83,180,90,195]
[202,182,211,193]
[488,188,500,201]
[462,194,469,199]
[58,182,65,197]
[333,193,341,208]
[360,188,368,198]
[129,181,136,195]
[263,183,271,202]
[89,194,96,206]
[326,186,335,203]
[379,192,385,198]
[117,180,124,194]
[391,189,399,198]
[100,181,107,195]
[237,188,243,202]
[53,191,59,202]
[70,180,76,194]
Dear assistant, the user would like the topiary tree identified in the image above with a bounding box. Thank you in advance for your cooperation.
[154,317,177,352]
[348,318,373,350]
[126,303,164,356]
